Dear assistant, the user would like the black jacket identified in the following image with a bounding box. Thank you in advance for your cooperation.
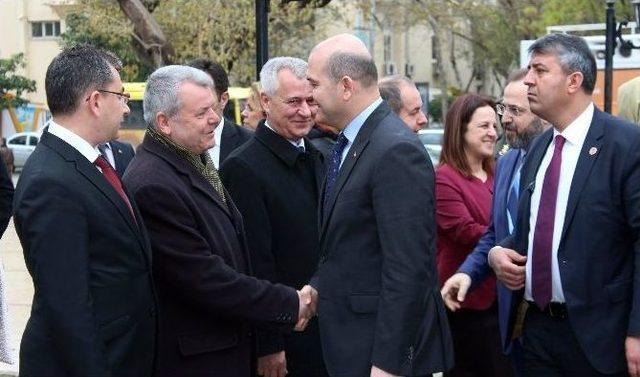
[221,122,327,375]
[14,131,157,377]
[123,134,299,377]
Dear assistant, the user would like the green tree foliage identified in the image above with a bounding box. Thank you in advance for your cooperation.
[0,54,37,110]
[62,0,336,85]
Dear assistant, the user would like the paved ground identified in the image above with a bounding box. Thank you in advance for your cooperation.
[0,219,28,376]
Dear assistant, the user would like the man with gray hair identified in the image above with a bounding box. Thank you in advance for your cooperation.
[221,56,327,377]
[487,33,640,376]
[123,65,315,377]
[378,75,428,132]
[306,34,453,377]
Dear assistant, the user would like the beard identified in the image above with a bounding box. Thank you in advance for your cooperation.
[508,118,544,150]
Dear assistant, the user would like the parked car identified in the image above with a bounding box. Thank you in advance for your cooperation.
[417,128,444,165]
[8,132,40,170]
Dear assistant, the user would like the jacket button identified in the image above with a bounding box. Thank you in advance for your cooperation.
[149,307,156,317]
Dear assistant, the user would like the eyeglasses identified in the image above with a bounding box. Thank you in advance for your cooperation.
[97,89,131,105]
[496,103,527,117]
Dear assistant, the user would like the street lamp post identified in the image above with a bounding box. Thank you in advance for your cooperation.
[256,0,270,81]
[605,0,617,114]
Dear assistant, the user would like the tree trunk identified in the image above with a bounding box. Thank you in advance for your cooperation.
[117,0,174,68]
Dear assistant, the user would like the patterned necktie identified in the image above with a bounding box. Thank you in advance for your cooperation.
[94,156,136,221]
[506,152,524,234]
[323,133,349,211]
[532,135,565,310]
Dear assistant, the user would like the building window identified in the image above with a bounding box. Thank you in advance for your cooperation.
[31,21,61,38]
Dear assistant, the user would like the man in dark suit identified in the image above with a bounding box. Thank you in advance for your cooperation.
[220,57,328,377]
[123,65,314,377]
[188,58,253,168]
[440,68,547,374]
[306,34,453,377]
[98,139,135,177]
[487,33,640,376]
[13,45,157,376]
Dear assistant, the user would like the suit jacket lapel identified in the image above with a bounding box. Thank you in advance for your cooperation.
[560,109,604,242]
[319,103,389,236]
[220,119,236,163]
[113,144,126,177]
[142,135,233,220]
[41,133,143,240]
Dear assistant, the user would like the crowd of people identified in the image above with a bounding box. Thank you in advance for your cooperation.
[0,30,638,377]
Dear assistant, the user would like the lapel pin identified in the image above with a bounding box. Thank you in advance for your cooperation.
[353,151,357,158]
[588,147,597,156]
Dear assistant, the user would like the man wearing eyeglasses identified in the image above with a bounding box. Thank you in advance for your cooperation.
[13,45,157,376]
[441,67,548,375]
[220,57,327,377]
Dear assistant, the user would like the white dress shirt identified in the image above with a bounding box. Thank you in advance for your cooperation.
[524,102,594,303]
[99,142,116,169]
[340,97,383,168]
[47,120,101,166]
[208,117,225,168]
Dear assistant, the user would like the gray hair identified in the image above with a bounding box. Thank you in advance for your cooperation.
[260,57,308,97]
[506,68,528,84]
[379,75,414,114]
[326,52,378,88]
[144,65,214,128]
[528,33,597,94]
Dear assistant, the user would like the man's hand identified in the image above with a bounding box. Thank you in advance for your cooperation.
[257,351,287,377]
[441,273,472,311]
[488,247,526,290]
[370,365,398,377]
[295,285,317,331]
[626,336,640,377]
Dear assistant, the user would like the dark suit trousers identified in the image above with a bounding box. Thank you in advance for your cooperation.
[445,303,515,377]
[522,309,627,377]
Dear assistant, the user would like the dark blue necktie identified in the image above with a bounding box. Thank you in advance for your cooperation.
[323,133,349,211]
[506,151,524,234]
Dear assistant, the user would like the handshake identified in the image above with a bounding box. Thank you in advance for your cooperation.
[295,285,318,331]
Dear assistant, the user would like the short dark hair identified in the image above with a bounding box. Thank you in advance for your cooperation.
[379,75,414,114]
[45,44,122,116]
[440,93,496,176]
[528,33,597,94]
[187,58,229,98]
[326,52,378,88]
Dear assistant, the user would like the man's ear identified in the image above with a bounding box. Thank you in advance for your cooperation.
[566,71,584,94]
[260,92,271,116]
[219,91,230,108]
[86,90,101,117]
[156,112,171,136]
[340,76,355,101]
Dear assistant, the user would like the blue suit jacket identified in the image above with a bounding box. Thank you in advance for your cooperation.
[458,148,521,353]
[501,108,640,374]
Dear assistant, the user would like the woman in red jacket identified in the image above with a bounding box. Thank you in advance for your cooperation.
[436,93,513,377]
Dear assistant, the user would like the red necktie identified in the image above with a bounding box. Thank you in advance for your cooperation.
[94,156,136,222]
[532,135,565,309]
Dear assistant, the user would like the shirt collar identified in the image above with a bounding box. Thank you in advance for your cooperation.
[342,97,383,143]
[47,119,101,163]
[554,102,593,146]
[213,117,225,145]
[264,120,306,150]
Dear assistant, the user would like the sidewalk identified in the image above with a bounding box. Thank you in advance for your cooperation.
[0,219,29,376]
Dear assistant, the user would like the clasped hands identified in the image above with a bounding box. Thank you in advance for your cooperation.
[295,285,317,331]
